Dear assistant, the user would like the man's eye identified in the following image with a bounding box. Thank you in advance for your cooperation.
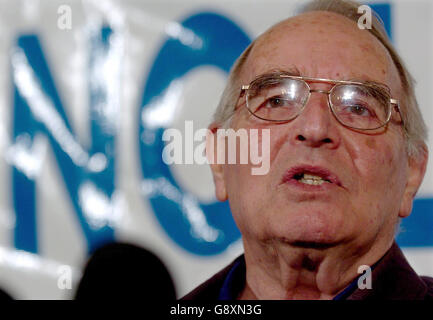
[266,96,292,108]
[345,104,373,117]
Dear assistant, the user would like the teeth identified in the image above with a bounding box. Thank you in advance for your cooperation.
[299,173,327,185]
[303,174,323,180]
[300,178,324,185]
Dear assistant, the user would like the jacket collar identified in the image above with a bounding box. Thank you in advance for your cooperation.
[347,241,428,300]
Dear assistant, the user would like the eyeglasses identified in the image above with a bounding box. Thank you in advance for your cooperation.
[240,74,403,131]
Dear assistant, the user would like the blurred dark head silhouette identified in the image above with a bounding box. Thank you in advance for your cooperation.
[75,242,176,300]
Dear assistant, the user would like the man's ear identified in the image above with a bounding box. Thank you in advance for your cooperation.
[207,123,228,201]
[399,144,429,218]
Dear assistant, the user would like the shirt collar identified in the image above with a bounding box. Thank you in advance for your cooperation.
[219,255,246,300]
[218,252,381,300]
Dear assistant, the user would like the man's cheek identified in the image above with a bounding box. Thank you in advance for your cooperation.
[364,137,376,150]
[259,128,294,176]
[229,166,269,205]
[362,154,398,192]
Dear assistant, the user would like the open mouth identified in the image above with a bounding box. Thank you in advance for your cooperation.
[283,165,341,187]
[293,172,331,185]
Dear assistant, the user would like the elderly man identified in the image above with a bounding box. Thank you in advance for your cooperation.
[183,0,432,300]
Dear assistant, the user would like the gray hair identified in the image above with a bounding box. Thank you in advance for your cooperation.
[212,0,427,158]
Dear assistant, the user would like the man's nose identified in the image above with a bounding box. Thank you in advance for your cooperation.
[291,92,340,149]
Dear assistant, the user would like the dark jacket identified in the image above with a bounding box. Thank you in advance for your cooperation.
[182,242,433,300]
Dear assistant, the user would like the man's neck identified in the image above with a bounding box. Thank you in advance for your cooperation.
[238,237,393,300]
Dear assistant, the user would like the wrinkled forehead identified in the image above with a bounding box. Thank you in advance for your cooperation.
[241,11,401,93]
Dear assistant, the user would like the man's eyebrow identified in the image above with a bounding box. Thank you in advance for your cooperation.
[251,68,302,82]
[346,77,390,91]
[341,73,389,86]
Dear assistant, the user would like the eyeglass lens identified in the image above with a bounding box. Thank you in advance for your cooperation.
[246,78,390,130]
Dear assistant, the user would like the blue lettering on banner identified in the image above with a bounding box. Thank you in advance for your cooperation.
[398,199,433,247]
[370,3,392,39]
[138,12,249,255]
[12,28,116,253]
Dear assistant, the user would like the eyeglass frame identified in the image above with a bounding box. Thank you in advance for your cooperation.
[238,74,404,131]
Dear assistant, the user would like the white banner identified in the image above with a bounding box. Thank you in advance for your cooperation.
[0,0,431,299]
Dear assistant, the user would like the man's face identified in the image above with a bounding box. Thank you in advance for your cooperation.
[211,12,424,249]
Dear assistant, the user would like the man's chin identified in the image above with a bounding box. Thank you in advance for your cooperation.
[272,235,342,249]
[273,214,347,244]
[288,240,338,249]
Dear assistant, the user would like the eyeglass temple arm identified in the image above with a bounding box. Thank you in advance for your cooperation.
[238,85,249,99]
[390,98,405,126]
